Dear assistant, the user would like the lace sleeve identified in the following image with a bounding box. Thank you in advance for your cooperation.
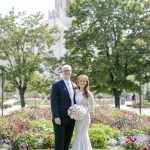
[86,92,95,113]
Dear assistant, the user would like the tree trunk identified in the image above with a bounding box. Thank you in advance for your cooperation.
[19,88,26,108]
[139,82,142,114]
[113,88,121,109]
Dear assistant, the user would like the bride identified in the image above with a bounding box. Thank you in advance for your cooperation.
[72,75,95,150]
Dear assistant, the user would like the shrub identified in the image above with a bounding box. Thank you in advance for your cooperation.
[145,90,150,101]
[29,119,53,133]
[89,124,122,148]
[12,132,54,150]
[12,133,38,150]
[38,133,54,149]
[132,101,150,108]
[89,127,107,148]
[97,124,122,140]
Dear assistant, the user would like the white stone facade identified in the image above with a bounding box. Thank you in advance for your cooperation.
[48,0,72,58]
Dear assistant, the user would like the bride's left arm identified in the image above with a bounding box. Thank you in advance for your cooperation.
[86,92,95,113]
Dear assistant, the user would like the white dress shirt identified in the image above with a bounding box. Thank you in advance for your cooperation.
[63,79,74,105]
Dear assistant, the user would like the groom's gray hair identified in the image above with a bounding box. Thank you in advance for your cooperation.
[61,64,72,72]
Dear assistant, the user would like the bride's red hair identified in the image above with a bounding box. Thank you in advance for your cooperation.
[77,75,90,98]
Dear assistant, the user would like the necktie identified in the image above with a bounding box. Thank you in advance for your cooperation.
[67,82,71,97]
[67,82,74,105]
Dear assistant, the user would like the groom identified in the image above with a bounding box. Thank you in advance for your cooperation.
[50,65,76,150]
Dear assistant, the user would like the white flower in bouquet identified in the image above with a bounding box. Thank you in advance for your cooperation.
[68,104,86,120]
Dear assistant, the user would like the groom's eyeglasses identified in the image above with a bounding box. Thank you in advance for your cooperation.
[63,70,71,72]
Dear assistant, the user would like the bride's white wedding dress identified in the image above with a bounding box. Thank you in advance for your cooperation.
[72,90,94,150]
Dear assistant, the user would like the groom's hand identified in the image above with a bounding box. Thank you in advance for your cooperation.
[54,117,61,125]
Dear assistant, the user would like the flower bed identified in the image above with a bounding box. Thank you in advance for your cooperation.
[91,106,150,136]
[91,106,150,149]
[0,108,54,149]
[0,107,122,149]
[0,106,150,149]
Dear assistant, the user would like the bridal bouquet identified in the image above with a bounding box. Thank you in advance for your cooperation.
[68,104,86,120]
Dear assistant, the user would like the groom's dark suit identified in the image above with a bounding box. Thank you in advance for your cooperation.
[51,79,75,150]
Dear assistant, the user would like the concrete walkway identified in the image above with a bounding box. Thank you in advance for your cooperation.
[0,99,21,116]
[3,99,18,105]
[113,101,150,116]
[0,105,21,116]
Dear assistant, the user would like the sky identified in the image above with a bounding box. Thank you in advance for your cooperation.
[0,0,55,19]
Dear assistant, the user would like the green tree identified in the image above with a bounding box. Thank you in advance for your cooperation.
[27,73,53,96]
[63,0,150,108]
[4,82,16,93]
[132,41,150,113]
[0,9,58,107]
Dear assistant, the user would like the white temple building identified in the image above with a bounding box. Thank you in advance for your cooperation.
[48,0,73,58]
